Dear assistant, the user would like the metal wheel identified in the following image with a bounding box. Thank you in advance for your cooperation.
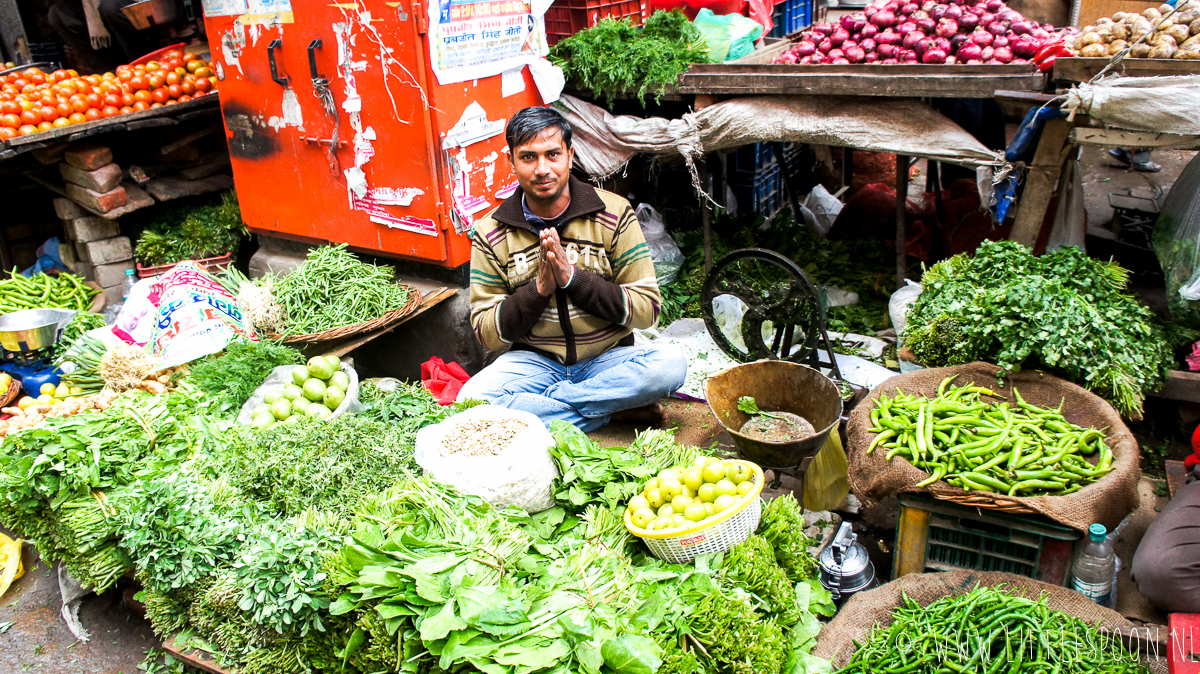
[700,248,824,364]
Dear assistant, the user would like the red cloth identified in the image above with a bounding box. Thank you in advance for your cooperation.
[1187,424,1200,470]
[421,356,469,406]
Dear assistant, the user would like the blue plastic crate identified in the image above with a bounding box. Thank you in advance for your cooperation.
[732,160,783,218]
[731,143,776,173]
[767,0,811,38]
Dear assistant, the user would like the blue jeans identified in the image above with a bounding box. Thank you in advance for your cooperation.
[457,344,687,432]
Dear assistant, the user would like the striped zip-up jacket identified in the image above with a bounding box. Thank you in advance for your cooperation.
[469,177,661,365]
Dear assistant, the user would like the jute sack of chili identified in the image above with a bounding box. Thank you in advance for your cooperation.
[846,362,1140,532]
[813,570,1166,673]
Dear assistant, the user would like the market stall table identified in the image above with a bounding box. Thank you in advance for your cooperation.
[1052,56,1200,82]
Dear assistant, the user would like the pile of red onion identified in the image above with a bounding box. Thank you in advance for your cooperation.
[771,0,1069,65]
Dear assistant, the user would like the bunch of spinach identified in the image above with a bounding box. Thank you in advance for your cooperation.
[550,10,712,106]
[905,240,1173,417]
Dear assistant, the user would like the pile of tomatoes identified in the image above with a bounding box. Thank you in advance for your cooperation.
[0,49,217,140]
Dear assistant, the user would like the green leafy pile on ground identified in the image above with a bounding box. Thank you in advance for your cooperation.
[550,10,711,106]
[186,339,303,416]
[904,240,1172,417]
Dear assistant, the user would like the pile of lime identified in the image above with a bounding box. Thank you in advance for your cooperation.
[626,457,757,533]
[248,355,349,429]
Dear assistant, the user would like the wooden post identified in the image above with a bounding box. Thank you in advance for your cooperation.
[700,158,713,273]
[1010,118,1073,247]
[896,153,909,290]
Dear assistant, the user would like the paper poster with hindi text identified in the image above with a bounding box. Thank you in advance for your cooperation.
[428,0,547,85]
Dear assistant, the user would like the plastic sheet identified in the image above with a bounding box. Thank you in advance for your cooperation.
[803,420,849,511]
[694,8,763,62]
[1153,152,1200,328]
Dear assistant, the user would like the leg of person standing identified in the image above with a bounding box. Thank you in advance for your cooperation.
[47,1,123,73]
[1130,470,1200,613]
[97,0,156,62]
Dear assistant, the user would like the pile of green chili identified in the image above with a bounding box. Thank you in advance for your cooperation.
[836,586,1148,674]
[0,270,98,314]
[270,244,412,335]
[867,375,1114,497]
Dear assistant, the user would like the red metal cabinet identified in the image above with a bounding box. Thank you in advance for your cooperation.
[202,0,543,267]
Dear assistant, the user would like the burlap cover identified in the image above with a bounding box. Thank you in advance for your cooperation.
[847,362,1141,532]
[812,571,1168,672]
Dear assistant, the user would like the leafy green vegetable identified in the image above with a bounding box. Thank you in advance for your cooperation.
[233,522,330,636]
[905,240,1173,417]
[550,10,711,106]
[54,312,106,364]
[134,191,246,266]
[757,495,819,583]
[186,339,303,416]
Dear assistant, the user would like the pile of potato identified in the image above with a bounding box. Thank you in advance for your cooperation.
[0,389,119,437]
[1068,1,1200,59]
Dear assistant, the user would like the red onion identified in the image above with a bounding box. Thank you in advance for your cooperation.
[795,41,817,56]
[1012,35,1038,57]
[970,2,987,14]
[922,47,947,62]
[991,35,1008,47]
[832,57,851,64]
[884,0,900,10]
[986,22,1007,35]
[871,10,898,27]
[981,45,994,59]
[979,12,994,24]
[944,54,957,63]
[799,54,813,63]
[779,52,798,63]
[992,45,1012,62]
[936,18,958,36]
[812,22,835,35]
[899,2,918,14]
[934,36,951,51]
[1029,27,1048,41]
[910,9,929,19]
[1010,20,1032,35]
[810,52,828,63]
[971,28,993,45]
[882,57,899,63]
[957,41,982,59]
[966,58,982,63]
[985,0,1002,10]
[877,30,901,44]
[959,13,979,30]
[878,42,897,56]
[866,52,880,62]
[865,4,879,18]
[917,17,937,32]
[819,38,834,53]
[896,21,917,34]
[944,4,962,19]
[904,51,920,62]
[903,30,925,48]
[915,36,936,54]
[845,45,867,62]
[1011,58,1027,64]
[998,9,1020,22]
[842,12,867,32]
[861,37,878,51]
[861,24,879,38]
[950,33,969,50]
[921,0,936,10]
[831,28,850,46]
[930,4,947,19]
[828,48,845,59]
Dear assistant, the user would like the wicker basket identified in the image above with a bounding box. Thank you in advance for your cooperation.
[267,287,422,344]
[0,380,19,409]
[625,460,766,564]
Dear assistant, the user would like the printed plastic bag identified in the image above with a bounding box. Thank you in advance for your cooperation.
[414,405,559,513]
[1153,152,1200,328]
[144,262,258,367]
[804,420,849,512]
[636,203,684,285]
[236,361,361,425]
[694,8,763,62]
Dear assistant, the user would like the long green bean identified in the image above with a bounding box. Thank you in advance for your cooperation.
[866,375,1114,497]
[836,585,1148,674]
[270,244,411,335]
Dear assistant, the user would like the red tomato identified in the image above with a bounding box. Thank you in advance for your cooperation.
[194,78,213,93]
[84,108,100,121]
[101,105,119,118]
[0,100,18,115]
[36,121,51,132]
[103,93,121,108]
[0,126,15,140]
[17,123,37,135]
[39,105,57,121]
[55,101,71,118]
[69,97,88,114]
[179,81,195,96]
[19,108,41,125]
[68,112,86,124]
[132,101,148,111]
[85,93,102,108]
[149,102,163,109]
[147,74,164,89]
[52,117,69,128]
[152,88,169,104]
[129,75,148,91]
[166,84,182,99]
[0,113,19,128]
[119,105,133,115]
[165,72,180,86]
[133,90,152,103]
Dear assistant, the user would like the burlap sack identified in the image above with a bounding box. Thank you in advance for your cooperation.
[813,571,1168,672]
[847,362,1141,532]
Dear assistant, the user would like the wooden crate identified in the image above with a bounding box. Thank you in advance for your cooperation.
[1052,56,1200,82]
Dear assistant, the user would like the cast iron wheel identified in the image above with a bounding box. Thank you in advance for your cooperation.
[700,248,823,364]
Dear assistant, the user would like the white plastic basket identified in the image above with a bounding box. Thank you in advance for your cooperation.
[624,460,765,564]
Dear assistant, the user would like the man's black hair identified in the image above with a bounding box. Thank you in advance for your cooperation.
[506,106,572,152]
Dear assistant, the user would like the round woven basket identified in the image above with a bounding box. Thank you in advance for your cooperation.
[0,380,20,409]
[267,286,422,344]
[625,460,766,564]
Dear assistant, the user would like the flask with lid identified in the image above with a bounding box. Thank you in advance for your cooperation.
[1071,523,1115,605]
[819,521,878,604]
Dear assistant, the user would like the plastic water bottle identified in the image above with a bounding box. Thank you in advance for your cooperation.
[1071,523,1116,605]
[120,268,137,301]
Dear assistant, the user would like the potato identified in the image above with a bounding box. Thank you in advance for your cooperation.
[1176,45,1200,58]
[1144,7,1162,19]
[1149,43,1177,58]
[1112,23,1131,40]
[1183,33,1200,48]
[1191,18,1200,35]
[1168,23,1191,41]
[1081,43,1108,56]
[1112,11,1129,21]
[1132,42,1153,57]
[1154,32,1178,46]
[1097,17,1114,25]
[1081,31,1103,45]
[1109,39,1129,52]
[1178,9,1200,23]
[1160,3,1174,14]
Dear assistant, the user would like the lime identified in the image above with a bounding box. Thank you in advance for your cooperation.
[645,488,664,509]
[658,468,680,483]
[727,462,754,485]
[737,481,755,497]
[302,378,327,401]
[713,494,737,512]
[683,468,704,492]
[628,494,650,513]
[698,483,717,503]
[292,366,310,386]
[264,391,281,405]
[684,503,707,522]
[702,461,728,484]
[659,479,682,501]
[632,507,656,529]
[670,494,692,512]
[657,504,675,518]
[714,479,737,498]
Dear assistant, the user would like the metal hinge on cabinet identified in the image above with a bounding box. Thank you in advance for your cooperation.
[413,2,428,34]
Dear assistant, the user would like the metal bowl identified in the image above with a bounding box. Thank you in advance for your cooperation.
[121,0,180,30]
[0,308,76,352]
[704,360,843,470]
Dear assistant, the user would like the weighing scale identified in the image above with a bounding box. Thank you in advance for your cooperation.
[0,309,78,396]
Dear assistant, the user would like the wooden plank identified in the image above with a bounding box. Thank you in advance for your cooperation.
[1152,369,1200,403]
[2,94,220,149]
[894,501,931,578]
[679,63,1047,97]
[1070,127,1200,150]
[1009,117,1073,246]
[1165,460,1188,498]
[162,635,231,674]
[1052,56,1200,82]
[994,90,1058,104]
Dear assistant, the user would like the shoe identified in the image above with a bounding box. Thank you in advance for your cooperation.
[1108,148,1132,166]
[1131,159,1162,173]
